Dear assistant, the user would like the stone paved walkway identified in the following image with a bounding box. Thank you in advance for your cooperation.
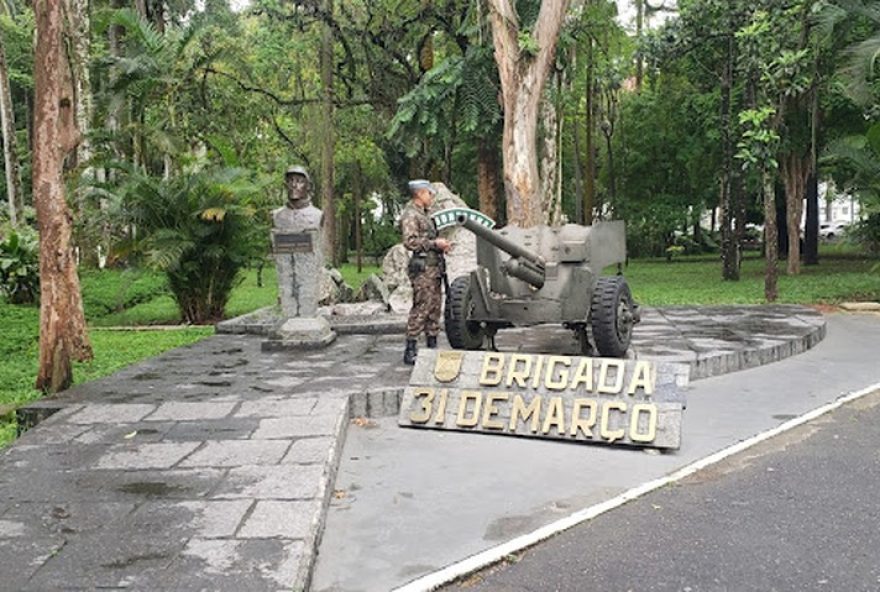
[0,305,825,591]
[1,334,409,592]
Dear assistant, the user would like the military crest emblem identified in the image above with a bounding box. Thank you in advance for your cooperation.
[434,351,464,383]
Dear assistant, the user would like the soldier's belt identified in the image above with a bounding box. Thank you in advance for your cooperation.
[415,252,440,266]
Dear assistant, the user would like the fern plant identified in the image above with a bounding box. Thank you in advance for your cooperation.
[0,227,39,305]
[111,164,266,324]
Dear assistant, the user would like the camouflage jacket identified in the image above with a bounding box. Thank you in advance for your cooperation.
[399,201,438,254]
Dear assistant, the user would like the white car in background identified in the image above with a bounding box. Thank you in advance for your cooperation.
[819,221,850,240]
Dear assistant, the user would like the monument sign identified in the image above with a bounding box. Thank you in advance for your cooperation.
[399,350,688,449]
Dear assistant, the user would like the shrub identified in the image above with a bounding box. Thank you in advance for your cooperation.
[0,228,39,305]
[116,166,266,324]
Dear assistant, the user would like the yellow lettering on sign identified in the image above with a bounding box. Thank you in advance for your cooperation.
[531,355,545,389]
[544,356,571,391]
[481,392,509,430]
[569,358,593,391]
[433,388,448,425]
[541,396,566,435]
[627,361,656,395]
[600,401,627,443]
[597,360,625,394]
[570,398,597,438]
[629,403,658,443]
[506,354,533,388]
[510,394,542,433]
[480,353,505,386]
[409,388,434,424]
[456,391,482,427]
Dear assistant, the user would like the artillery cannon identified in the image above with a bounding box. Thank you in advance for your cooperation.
[444,214,639,357]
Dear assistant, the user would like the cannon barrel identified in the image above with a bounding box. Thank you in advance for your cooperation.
[456,214,546,288]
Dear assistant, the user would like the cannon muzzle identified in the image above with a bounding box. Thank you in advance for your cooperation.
[456,214,546,288]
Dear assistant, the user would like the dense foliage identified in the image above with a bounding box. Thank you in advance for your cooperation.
[0,0,877,312]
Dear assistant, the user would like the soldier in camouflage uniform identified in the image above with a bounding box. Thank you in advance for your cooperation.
[400,180,451,365]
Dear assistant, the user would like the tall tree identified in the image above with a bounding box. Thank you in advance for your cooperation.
[486,0,570,227]
[320,0,336,264]
[0,8,22,226]
[68,0,91,174]
[32,0,92,392]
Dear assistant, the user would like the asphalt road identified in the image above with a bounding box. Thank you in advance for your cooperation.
[443,389,880,592]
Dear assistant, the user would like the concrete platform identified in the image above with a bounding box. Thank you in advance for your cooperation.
[2,306,829,591]
[313,312,880,592]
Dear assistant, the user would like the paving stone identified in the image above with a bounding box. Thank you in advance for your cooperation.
[73,468,227,501]
[0,518,26,537]
[265,376,305,388]
[175,500,253,537]
[0,537,66,588]
[178,538,304,591]
[67,403,157,424]
[238,500,322,539]
[253,415,340,439]
[3,443,113,472]
[146,401,238,422]
[95,442,201,470]
[74,422,174,444]
[179,440,290,467]
[311,396,349,416]
[236,398,317,418]
[282,437,336,464]
[1,501,136,538]
[20,527,185,591]
[13,422,90,445]
[212,464,326,500]
[162,417,259,441]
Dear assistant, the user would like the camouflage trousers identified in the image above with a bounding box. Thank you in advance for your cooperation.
[406,267,443,338]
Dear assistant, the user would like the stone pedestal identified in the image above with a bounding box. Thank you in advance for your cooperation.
[265,204,336,350]
[262,317,336,351]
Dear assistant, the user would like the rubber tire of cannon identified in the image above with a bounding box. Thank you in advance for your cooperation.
[590,276,635,358]
[445,275,485,350]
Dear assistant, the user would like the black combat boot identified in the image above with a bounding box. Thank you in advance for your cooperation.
[426,335,438,349]
[403,338,418,365]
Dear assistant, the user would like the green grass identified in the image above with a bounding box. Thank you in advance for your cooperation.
[338,263,382,290]
[0,300,210,446]
[624,250,880,306]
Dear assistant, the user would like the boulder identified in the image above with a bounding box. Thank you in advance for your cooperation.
[319,267,354,305]
[381,244,410,293]
[388,284,413,315]
[354,274,391,309]
[429,182,479,285]
[329,301,389,317]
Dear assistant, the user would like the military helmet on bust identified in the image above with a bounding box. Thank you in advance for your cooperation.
[285,165,311,182]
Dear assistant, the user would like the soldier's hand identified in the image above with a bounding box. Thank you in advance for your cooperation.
[435,238,452,253]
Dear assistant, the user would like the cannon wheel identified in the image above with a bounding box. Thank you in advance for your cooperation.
[445,275,485,350]
[590,276,635,358]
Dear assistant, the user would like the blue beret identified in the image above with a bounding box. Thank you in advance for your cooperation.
[408,179,437,194]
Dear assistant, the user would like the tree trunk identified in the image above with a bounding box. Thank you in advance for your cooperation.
[584,33,595,225]
[603,125,616,208]
[68,0,91,175]
[476,136,500,222]
[804,86,820,265]
[719,32,738,281]
[539,73,564,226]
[634,0,643,91]
[355,162,363,273]
[762,169,778,302]
[33,0,93,393]
[781,151,809,275]
[487,0,570,227]
[0,30,23,226]
[319,0,336,264]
